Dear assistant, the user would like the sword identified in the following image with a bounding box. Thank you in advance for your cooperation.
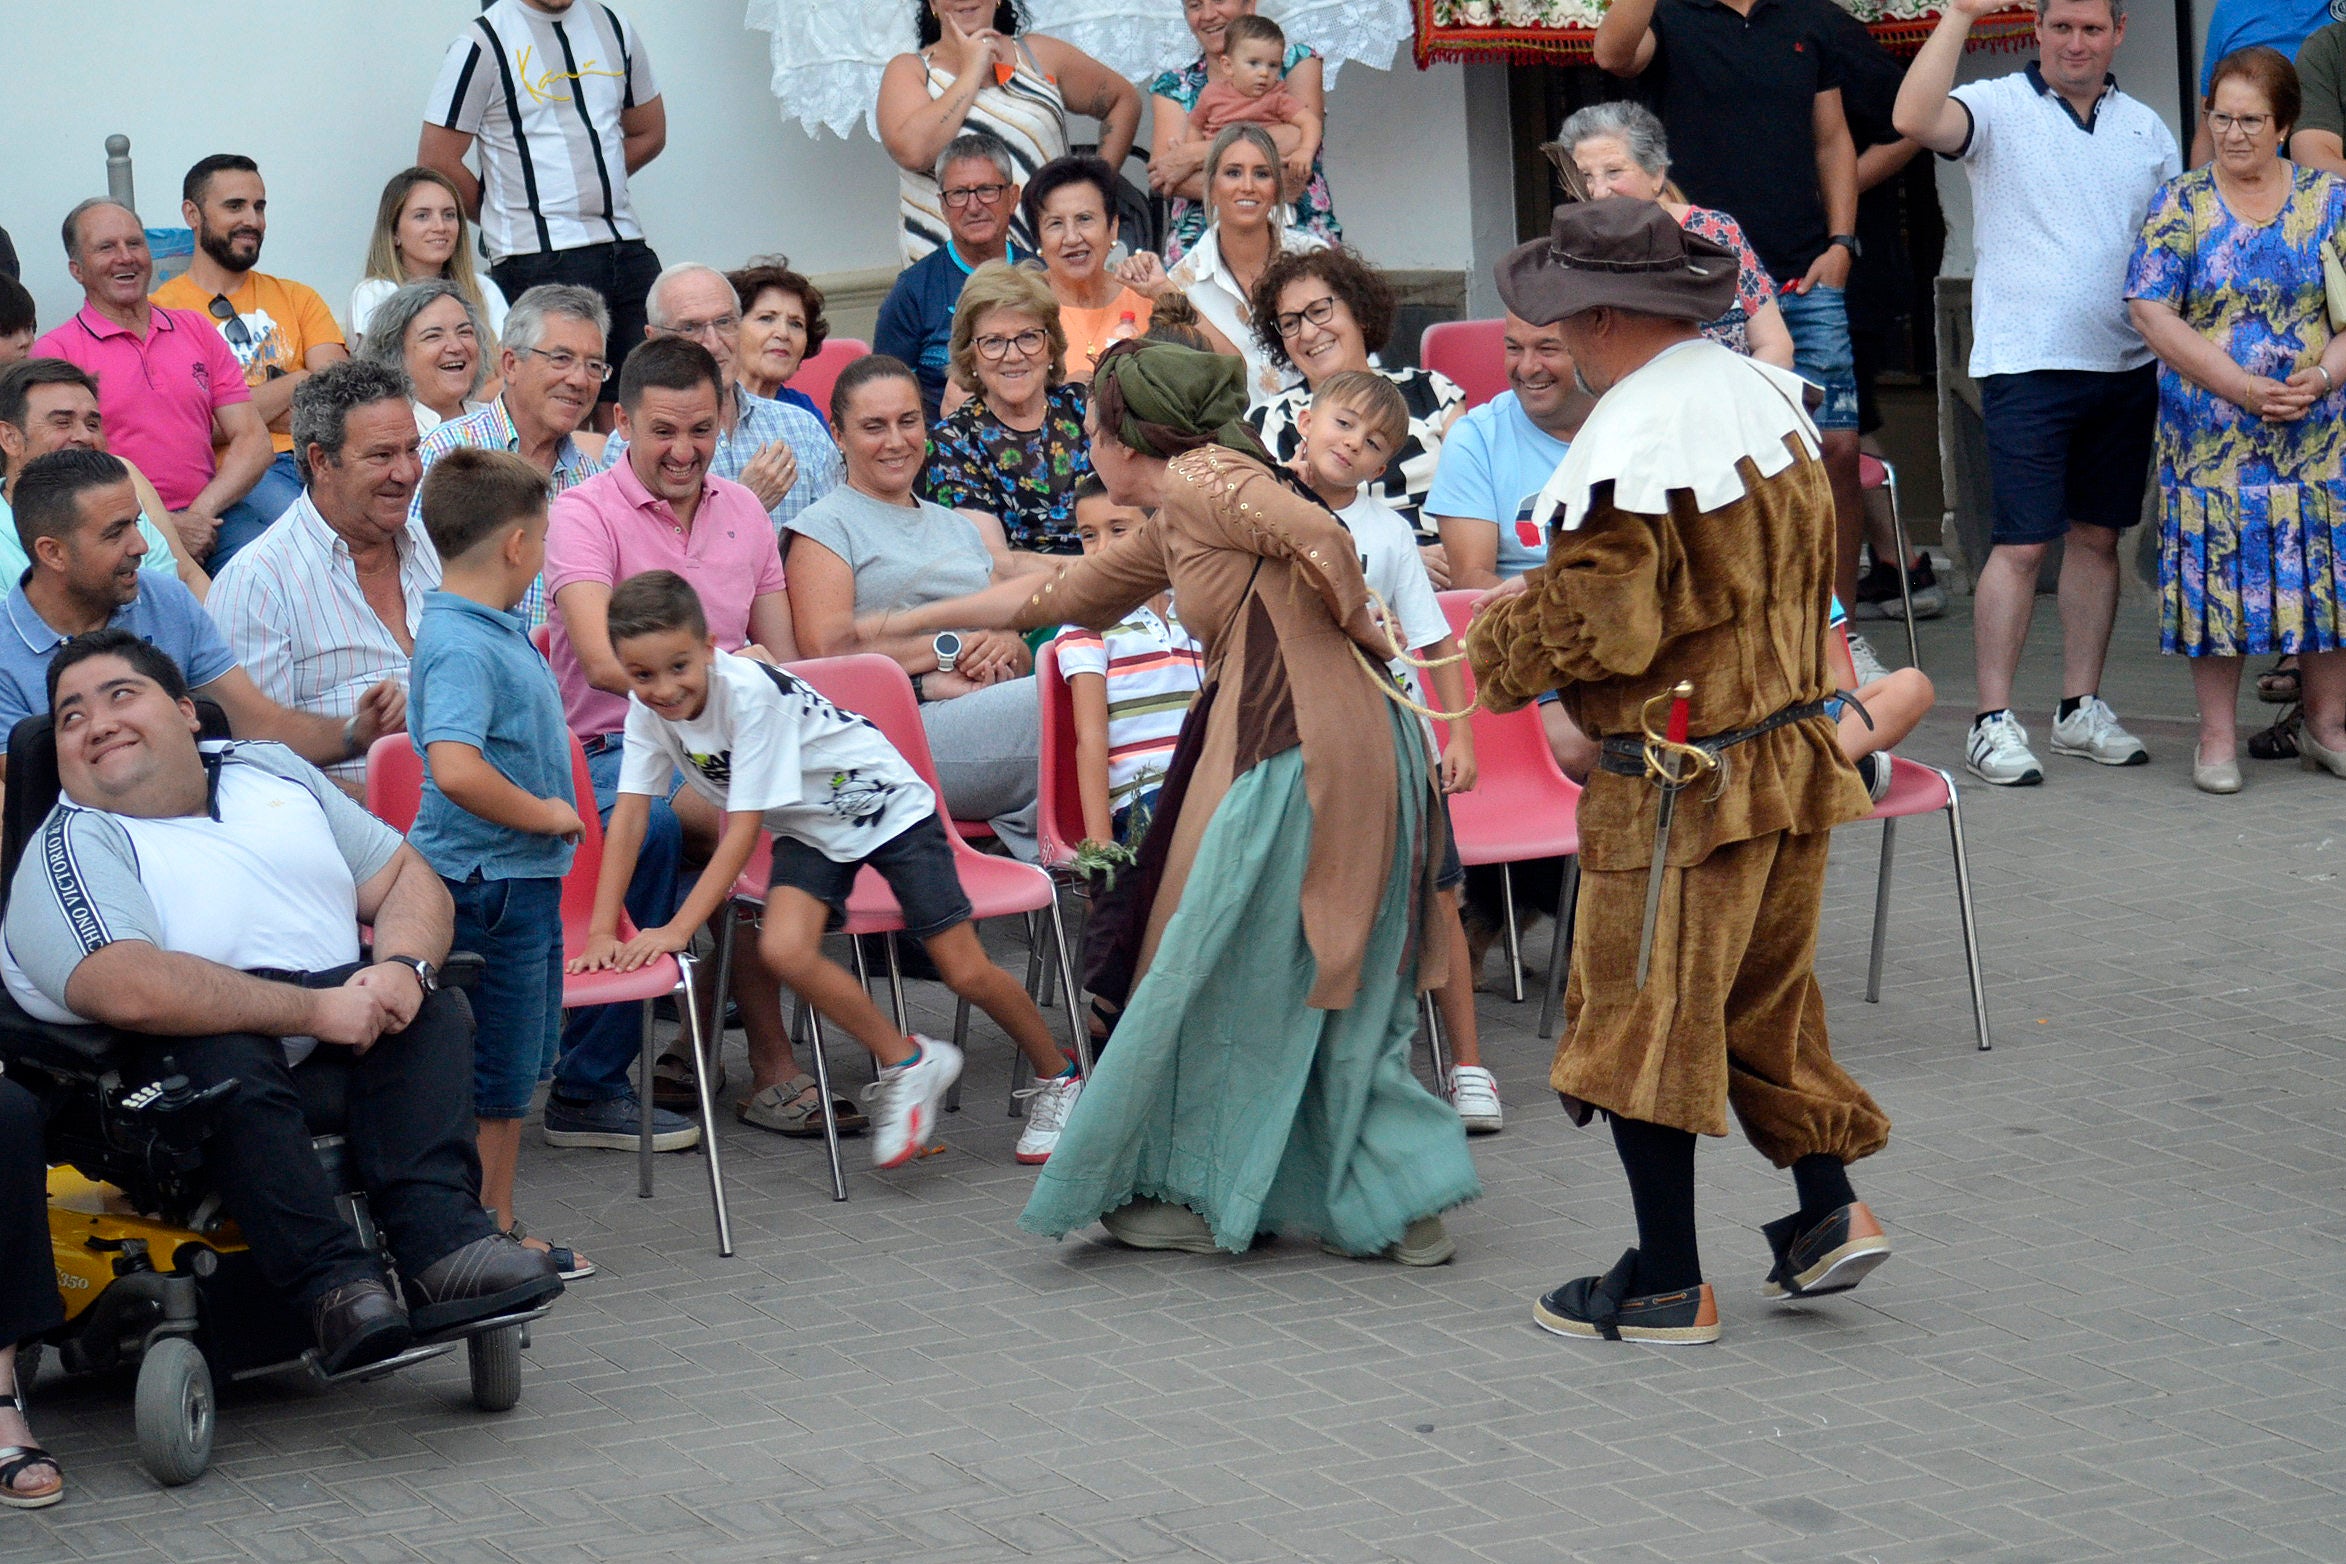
[1633,681,1715,989]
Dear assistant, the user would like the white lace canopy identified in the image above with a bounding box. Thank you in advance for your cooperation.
[746,0,1416,139]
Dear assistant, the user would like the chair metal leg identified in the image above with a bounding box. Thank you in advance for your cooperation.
[1885,465,1921,668]
[1419,990,1451,1086]
[671,952,733,1257]
[1866,817,1898,1003]
[801,1003,849,1201]
[946,996,970,1112]
[637,999,656,1199]
[1045,893,1092,1079]
[1942,777,1992,1051]
[848,934,880,1083]
[1023,913,1047,1004]
[882,936,911,1039]
[1539,856,1579,1040]
[1500,861,1524,1003]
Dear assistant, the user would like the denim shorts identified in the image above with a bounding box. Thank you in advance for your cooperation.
[444,874,565,1119]
[767,812,973,940]
[1435,794,1464,892]
[1976,366,2158,545]
[1777,284,1860,433]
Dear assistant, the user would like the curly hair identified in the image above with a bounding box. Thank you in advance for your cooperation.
[914,0,1029,46]
[727,256,831,361]
[1246,246,1396,368]
[948,261,1067,394]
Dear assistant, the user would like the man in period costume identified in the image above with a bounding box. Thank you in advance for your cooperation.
[1466,200,1893,1344]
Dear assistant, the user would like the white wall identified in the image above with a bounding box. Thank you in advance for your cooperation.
[0,1,1478,339]
[1934,6,2189,275]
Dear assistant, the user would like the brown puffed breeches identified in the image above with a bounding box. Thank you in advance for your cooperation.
[1556,827,1890,1166]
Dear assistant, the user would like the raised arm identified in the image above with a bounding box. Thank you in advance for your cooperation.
[1892,0,1997,153]
[877,43,996,176]
[1591,0,1659,77]
[1033,36,1141,169]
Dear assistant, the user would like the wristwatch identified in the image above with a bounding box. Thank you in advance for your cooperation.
[933,631,963,674]
[1828,234,1861,256]
[378,955,438,996]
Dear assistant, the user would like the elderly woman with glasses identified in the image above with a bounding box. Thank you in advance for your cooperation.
[2126,45,2346,791]
[921,261,1091,560]
[356,280,488,433]
[604,262,842,530]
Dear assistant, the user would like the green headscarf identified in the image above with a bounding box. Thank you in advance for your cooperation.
[1092,341,1273,464]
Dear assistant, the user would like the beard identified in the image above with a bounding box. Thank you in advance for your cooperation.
[198,225,260,273]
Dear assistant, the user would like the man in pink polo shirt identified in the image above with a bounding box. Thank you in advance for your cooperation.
[541,335,796,1148]
[31,200,272,570]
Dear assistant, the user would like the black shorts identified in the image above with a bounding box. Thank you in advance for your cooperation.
[766,813,973,940]
[489,237,663,405]
[1977,365,2158,546]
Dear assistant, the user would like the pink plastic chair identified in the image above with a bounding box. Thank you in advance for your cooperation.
[785,338,870,425]
[1419,319,1508,411]
[365,732,735,1252]
[711,654,1089,1200]
[1436,591,1584,1040]
[1856,452,1921,668]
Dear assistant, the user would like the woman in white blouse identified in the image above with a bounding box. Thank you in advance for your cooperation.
[348,168,508,350]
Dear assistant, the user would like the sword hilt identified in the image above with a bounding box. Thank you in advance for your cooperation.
[1639,680,1715,790]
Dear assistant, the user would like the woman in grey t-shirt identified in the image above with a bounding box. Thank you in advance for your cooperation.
[783,356,1042,859]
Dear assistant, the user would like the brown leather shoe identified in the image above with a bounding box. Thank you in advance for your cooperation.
[311,1278,411,1375]
[404,1234,562,1335]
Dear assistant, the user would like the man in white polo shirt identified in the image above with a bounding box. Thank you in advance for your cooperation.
[1896,0,2179,787]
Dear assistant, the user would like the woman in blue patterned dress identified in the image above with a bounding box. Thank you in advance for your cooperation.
[1146,0,1342,265]
[2126,47,2346,791]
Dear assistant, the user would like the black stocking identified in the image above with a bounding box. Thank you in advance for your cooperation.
[1609,1115,1701,1293]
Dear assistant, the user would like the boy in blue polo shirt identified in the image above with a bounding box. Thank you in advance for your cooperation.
[410,447,592,1280]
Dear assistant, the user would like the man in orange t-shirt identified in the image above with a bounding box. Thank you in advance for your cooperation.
[151,154,348,568]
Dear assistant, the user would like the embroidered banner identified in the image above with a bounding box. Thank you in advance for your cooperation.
[1412,0,2039,66]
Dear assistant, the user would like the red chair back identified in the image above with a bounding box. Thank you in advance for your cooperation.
[364,734,426,833]
[1420,319,1508,411]
[1032,640,1088,871]
[555,731,648,956]
[787,338,870,425]
[1436,589,1581,861]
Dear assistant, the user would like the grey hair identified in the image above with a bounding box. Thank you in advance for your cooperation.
[500,283,609,358]
[936,128,1017,186]
[357,280,488,401]
[291,359,411,483]
[645,262,733,329]
[61,198,138,262]
[1556,100,1672,179]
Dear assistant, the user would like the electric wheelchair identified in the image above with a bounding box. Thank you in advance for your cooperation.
[0,704,549,1487]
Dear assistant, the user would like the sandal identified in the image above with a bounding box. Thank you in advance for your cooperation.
[651,1051,727,1112]
[504,1221,595,1281]
[737,1073,866,1138]
[2257,657,2301,704]
[0,1388,62,1510]
[2248,703,2302,761]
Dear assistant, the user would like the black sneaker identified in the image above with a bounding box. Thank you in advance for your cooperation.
[1532,1248,1720,1345]
[1853,555,1948,621]
[1760,1201,1891,1300]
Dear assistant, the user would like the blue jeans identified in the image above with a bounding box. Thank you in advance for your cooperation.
[211,450,302,570]
[552,740,684,1102]
[446,874,564,1119]
[1776,284,1861,434]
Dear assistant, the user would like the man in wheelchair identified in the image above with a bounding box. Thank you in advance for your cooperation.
[1,630,562,1380]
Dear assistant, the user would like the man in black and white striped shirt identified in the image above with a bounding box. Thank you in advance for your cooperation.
[418,0,667,425]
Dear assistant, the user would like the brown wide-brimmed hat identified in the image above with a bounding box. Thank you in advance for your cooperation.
[1496,199,1740,326]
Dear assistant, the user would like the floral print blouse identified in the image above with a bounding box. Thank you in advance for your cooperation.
[1678,205,1777,358]
[920,381,1093,554]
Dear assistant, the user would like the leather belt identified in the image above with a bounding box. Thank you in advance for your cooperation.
[1596,698,1834,778]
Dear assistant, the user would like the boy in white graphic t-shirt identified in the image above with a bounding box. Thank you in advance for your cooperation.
[569,571,1082,1170]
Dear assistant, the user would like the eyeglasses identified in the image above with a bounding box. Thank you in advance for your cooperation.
[653,313,740,343]
[2209,112,2273,136]
[521,347,613,382]
[942,181,1012,210]
[1273,296,1339,339]
[974,328,1049,361]
[207,293,253,351]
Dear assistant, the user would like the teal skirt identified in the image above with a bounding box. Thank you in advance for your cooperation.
[1020,705,1481,1254]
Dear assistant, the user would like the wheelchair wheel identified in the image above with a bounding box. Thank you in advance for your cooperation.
[467,1325,522,1413]
[134,1338,214,1486]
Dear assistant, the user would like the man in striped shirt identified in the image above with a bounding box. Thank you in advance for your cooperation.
[419,0,667,424]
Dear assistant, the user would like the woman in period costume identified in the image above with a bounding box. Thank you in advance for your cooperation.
[890,339,1481,1261]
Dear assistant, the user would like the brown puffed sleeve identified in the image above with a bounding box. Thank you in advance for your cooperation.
[1167,450,1384,654]
[1466,501,1666,713]
[1008,514,1173,633]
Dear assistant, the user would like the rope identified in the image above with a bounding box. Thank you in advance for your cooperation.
[1349,586,1482,722]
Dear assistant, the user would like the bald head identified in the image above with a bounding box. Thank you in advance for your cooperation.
[62,199,139,264]
[643,263,741,378]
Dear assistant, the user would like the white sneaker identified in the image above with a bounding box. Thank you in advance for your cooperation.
[1966,711,2044,787]
[1447,1065,1504,1134]
[865,1036,963,1170]
[1013,1070,1084,1164]
[2049,695,2149,767]
[1844,631,1890,687]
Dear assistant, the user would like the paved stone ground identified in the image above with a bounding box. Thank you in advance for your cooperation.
[11,584,2346,1563]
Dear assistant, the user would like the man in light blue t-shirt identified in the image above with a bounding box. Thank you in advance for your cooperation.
[1428,312,1594,590]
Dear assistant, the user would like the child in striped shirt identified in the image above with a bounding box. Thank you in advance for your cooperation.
[1053,479,1204,849]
